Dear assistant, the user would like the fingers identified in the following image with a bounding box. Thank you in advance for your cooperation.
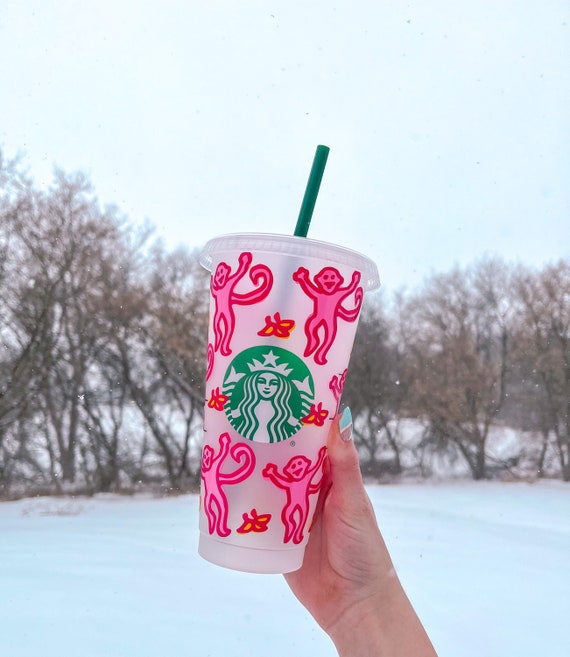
[327,410,390,568]
[327,409,366,499]
[312,451,332,521]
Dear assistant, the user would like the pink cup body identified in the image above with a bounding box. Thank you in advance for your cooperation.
[198,233,379,573]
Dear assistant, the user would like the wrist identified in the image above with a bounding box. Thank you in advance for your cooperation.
[327,578,400,657]
[328,599,386,657]
[327,575,437,657]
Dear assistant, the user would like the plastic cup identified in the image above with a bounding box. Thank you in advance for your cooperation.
[198,233,380,573]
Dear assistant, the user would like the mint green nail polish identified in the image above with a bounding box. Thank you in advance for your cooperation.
[339,407,353,441]
[340,407,352,431]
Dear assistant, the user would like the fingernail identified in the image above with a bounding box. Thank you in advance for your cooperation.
[339,407,353,442]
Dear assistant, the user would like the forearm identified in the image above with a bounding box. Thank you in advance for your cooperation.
[328,576,438,657]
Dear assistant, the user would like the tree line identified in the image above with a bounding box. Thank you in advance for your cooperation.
[0,152,568,498]
[346,258,569,482]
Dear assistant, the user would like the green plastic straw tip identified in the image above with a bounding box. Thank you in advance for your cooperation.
[294,145,330,237]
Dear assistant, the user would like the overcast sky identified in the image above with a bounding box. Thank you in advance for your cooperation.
[1,0,568,291]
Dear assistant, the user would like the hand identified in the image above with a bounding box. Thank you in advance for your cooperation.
[284,411,438,657]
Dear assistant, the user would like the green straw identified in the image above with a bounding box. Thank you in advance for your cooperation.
[294,144,330,237]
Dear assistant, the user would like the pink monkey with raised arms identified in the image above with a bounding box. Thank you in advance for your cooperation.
[201,432,256,537]
[211,251,273,356]
[293,266,363,365]
[262,446,327,545]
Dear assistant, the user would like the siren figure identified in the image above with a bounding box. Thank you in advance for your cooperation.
[223,347,314,443]
[228,365,299,443]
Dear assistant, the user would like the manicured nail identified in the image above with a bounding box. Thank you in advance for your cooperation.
[339,407,353,442]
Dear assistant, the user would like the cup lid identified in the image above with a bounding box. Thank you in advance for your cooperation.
[200,233,380,291]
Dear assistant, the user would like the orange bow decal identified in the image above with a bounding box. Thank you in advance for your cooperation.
[236,508,272,534]
[207,387,228,411]
[257,312,296,339]
[301,402,329,427]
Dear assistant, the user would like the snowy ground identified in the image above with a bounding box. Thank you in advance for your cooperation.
[1,482,568,657]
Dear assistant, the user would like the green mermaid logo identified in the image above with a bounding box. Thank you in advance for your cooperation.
[223,346,314,443]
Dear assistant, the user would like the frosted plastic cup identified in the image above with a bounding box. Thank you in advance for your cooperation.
[198,233,380,573]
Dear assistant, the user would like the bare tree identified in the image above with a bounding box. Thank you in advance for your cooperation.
[0,154,51,492]
[74,225,153,492]
[1,167,143,489]
[512,260,570,481]
[343,294,410,477]
[403,258,512,479]
[105,242,209,490]
[1,153,213,497]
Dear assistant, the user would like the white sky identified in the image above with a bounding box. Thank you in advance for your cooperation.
[1,0,569,291]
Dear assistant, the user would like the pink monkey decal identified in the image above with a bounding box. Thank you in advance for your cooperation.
[211,252,273,356]
[262,446,326,545]
[330,368,348,413]
[292,266,363,365]
[206,343,214,381]
[201,433,256,537]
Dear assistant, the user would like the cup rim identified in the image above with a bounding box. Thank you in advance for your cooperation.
[200,232,380,291]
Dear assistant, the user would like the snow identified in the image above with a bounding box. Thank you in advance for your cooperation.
[1,482,568,657]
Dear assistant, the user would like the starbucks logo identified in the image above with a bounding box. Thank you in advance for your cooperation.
[223,346,315,443]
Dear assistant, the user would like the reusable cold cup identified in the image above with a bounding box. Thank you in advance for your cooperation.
[198,233,380,573]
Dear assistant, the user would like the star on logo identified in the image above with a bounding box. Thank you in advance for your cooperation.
[248,350,292,376]
[262,350,279,367]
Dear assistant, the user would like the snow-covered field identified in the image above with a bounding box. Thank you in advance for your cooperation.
[1,482,568,657]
